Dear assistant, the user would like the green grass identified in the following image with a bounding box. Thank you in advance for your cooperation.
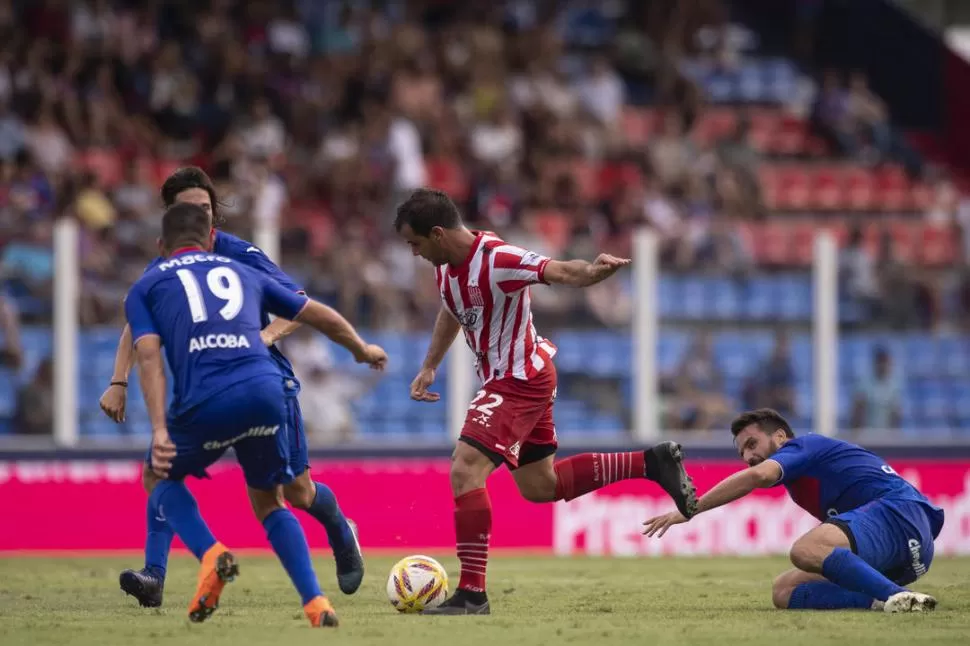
[1,554,968,646]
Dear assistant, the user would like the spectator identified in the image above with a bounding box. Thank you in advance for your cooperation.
[284,327,380,444]
[846,71,892,164]
[0,293,23,371]
[851,346,903,431]
[668,332,733,432]
[14,357,52,435]
[839,223,880,322]
[742,330,795,417]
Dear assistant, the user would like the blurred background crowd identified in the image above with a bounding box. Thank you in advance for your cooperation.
[2,0,970,442]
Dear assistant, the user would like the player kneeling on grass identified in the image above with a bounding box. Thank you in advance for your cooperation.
[127,202,387,626]
[396,188,698,616]
[643,408,943,613]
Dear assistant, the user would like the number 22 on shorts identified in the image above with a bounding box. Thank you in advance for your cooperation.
[468,390,504,427]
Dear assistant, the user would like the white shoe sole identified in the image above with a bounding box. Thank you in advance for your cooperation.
[884,591,937,613]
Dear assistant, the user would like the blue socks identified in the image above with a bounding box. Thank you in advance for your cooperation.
[144,492,175,579]
[306,482,353,551]
[264,508,323,605]
[788,581,875,609]
[152,481,217,561]
[821,547,906,602]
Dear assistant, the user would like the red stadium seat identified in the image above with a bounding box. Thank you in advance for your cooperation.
[693,108,737,146]
[758,166,780,210]
[772,116,809,156]
[776,166,812,211]
[75,148,124,188]
[621,107,657,146]
[910,182,933,211]
[874,166,911,211]
[426,157,469,202]
[756,220,794,266]
[747,109,781,153]
[789,219,818,265]
[530,209,571,253]
[811,166,844,211]
[886,221,917,264]
[153,159,183,187]
[920,223,958,266]
[844,168,875,211]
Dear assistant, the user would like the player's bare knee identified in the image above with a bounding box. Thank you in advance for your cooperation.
[283,474,315,510]
[771,573,796,609]
[789,538,825,573]
[248,486,286,523]
[450,445,492,496]
[141,464,160,494]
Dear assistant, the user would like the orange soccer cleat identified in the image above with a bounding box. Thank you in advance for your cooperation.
[187,542,239,623]
[304,595,339,627]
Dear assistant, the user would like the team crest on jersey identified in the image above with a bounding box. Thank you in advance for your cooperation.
[457,306,484,331]
[468,286,485,307]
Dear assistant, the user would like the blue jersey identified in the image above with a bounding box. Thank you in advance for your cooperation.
[143,231,303,393]
[126,249,309,418]
[769,434,942,522]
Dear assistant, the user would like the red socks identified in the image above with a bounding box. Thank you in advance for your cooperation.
[554,452,645,501]
[454,488,491,593]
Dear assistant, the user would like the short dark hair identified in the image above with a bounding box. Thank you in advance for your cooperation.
[162,203,211,252]
[160,166,226,227]
[394,188,462,236]
[730,408,795,439]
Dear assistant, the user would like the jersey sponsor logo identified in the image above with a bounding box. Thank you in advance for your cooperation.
[908,539,927,577]
[882,464,899,476]
[202,424,280,451]
[188,333,252,353]
[457,307,484,331]
[158,254,232,271]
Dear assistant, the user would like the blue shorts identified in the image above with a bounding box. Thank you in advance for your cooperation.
[286,395,309,477]
[146,375,294,490]
[827,498,945,585]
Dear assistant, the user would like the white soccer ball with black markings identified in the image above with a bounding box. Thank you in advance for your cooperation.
[386,555,449,613]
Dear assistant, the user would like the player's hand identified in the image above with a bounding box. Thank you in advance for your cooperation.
[150,428,176,479]
[356,344,388,371]
[260,330,275,347]
[99,384,127,423]
[410,367,439,402]
[641,510,688,538]
[592,253,632,279]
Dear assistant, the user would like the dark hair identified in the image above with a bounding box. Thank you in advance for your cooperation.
[730,408,795,439]
[160,166,226,227]
[394,188,462,236]
[162,203,211,251]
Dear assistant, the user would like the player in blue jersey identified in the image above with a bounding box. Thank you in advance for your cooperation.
[642,408,944,613]
[100,167,364,609]
[126,202,387,625]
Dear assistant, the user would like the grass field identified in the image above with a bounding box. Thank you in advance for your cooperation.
[1,554,968,646]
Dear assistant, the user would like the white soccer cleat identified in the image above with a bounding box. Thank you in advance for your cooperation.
[883,591,937,613]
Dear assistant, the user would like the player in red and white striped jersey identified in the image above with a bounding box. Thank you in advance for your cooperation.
[395,189,698,616]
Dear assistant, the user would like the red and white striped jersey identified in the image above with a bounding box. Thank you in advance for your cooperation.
[435,231,557,384]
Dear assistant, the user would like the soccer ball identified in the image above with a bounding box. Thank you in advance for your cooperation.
[386,555,449,613]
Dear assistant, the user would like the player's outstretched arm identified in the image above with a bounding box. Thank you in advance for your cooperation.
[543,254,631,288]
[411,306,461,403]
[132,335,175,478]
[642,460,782,537]
[293,300,387,369]
[260,316,302,347]
[99,323,136,422]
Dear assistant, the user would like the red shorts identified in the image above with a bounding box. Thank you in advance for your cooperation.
[459,363,558,469]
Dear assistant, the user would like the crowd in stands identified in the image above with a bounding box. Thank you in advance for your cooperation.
[0,0,967,438]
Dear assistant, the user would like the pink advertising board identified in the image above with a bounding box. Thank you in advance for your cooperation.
[0,459,968,555]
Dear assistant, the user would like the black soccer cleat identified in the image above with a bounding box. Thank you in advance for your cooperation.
[644,441,698,518]
[119,568,165,608]
[422,589,491,616]
[335,519,365,595]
